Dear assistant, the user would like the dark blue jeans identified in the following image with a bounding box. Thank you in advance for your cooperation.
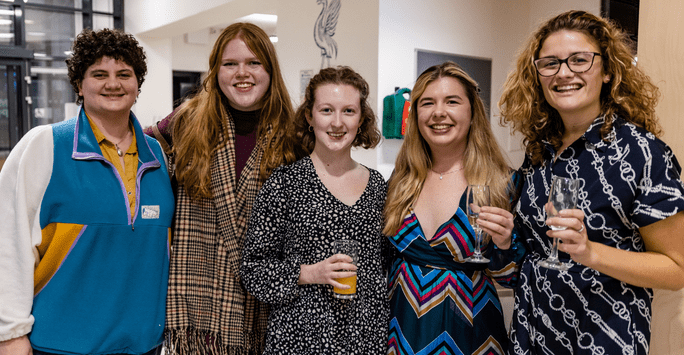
[32,345,161,355]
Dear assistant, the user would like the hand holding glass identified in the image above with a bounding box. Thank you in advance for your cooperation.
[540,176,579,271]
[332,240,359,299]
[465,185,490,263]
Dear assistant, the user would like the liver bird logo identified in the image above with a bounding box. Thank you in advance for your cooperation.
[314,0,341,69]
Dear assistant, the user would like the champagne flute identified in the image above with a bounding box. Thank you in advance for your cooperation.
[539,176,579,271]
[465,185,490,263]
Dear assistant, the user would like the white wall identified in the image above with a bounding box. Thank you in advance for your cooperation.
[129,34,212,128]
[171,32,212,73]
[277,0,380,167]
[125,0,234,36]
[132,37,173,128]
[528,0,600,30]
[125,0,277,38]
[376,0,528,178]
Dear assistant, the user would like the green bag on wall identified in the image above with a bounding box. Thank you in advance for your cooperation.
[382,88,411,139]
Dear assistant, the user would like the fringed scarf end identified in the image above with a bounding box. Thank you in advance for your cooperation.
[164,327,260,355]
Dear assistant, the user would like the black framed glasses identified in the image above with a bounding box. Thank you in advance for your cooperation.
[534,52,602,77]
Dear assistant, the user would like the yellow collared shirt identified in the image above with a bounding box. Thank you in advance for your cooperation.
[87,117,138,217]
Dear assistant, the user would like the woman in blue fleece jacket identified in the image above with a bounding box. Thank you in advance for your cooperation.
[0,28,174,355]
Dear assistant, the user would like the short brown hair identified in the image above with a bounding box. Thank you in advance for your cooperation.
[66,28,147,105]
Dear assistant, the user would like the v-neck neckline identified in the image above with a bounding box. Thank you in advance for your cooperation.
[411,192,467,240]
[307,156,371,208]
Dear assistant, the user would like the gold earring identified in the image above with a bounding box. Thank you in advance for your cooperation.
[308,125,313,132]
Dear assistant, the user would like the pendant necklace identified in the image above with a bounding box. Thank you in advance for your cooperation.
[432,165,464,180]
[114,130,131,157]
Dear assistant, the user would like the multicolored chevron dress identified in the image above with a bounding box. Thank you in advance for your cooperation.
[387,193,526,355]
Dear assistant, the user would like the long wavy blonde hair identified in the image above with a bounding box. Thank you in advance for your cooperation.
[499,10,661,166]
[384,62,513,235]
[172,22,297,200]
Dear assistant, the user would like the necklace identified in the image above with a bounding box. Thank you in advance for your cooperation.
[432,165,464,180]
[114,130,131,157]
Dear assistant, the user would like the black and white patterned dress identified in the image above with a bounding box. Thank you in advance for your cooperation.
[510,115,684,355]
[241,156,389,355]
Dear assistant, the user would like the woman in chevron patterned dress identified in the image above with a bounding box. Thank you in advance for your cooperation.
[383,61,526,355]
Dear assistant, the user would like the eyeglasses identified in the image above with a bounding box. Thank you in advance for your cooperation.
[534,52,602,77]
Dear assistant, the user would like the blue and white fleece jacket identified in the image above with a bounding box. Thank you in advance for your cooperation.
[0,108,174,354]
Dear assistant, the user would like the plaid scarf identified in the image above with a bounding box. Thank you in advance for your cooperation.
[163,110,269,355]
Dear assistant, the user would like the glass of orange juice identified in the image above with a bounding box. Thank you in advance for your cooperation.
[332,240,359,299]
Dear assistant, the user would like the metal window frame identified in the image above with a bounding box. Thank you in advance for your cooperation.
[0,0,123,151]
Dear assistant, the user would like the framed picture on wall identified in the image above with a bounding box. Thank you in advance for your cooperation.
[416,49,492,119]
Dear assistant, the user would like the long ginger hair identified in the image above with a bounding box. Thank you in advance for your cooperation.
[498,10,661,166]
[384,62,513,235]
[172,22,296,199]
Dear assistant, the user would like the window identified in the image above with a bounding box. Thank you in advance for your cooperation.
[0,0,123,155]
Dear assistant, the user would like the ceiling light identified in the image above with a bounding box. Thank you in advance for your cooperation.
[236,13,277,23]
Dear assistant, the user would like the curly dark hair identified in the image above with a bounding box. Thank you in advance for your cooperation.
[66,28,147,105]
[294,66,381,154]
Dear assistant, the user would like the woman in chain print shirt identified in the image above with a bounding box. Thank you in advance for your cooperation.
[499,10,684,355]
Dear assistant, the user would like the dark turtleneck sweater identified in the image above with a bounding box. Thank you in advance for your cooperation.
[227,104,260,181]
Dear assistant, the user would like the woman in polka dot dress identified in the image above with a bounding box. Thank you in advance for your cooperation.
[240,66,388,355]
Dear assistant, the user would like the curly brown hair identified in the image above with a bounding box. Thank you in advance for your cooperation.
[498,10,660,166]
[66,28,147,105]
[294,66,381,154]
